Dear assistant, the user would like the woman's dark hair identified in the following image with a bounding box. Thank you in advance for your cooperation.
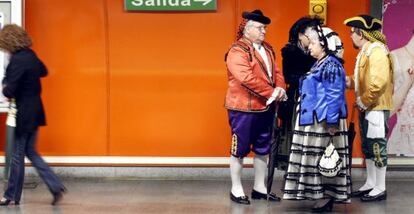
[288,16,322,44]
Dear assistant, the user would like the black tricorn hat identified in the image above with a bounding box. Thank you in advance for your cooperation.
[242,10,271,25]
[344,15,382,31]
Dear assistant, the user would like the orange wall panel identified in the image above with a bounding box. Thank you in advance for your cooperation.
[106,0,236,156]
[24,0,108,155]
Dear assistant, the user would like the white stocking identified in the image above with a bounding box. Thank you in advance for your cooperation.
[230,156,245,197]
[253,154,268,193]
[359,159,376,191]
[369,166,386,196]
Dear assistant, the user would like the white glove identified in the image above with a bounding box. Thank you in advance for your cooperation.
[266,87,287,105]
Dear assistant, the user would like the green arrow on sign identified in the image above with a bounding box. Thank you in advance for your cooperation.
[193,0,213,5]
[125,0,217,11]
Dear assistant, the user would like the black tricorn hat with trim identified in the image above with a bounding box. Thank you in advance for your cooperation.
[344,14,382,31]
[242,10,271,25]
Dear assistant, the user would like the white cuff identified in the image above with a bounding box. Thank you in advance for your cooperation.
[356,96,368,110]
[277,87,288,102]
[266,97,275,106]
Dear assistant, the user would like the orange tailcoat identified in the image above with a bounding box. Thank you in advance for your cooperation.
[225,37,286,112]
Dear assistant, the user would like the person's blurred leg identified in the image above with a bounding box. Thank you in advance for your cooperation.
[3,133,28,203]
[25,131,64,195]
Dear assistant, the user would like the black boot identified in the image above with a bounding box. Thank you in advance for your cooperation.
[51,186,67,205]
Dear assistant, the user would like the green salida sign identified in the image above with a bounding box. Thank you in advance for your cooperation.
[125,0,217,11]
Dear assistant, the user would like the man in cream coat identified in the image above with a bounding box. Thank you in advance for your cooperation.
[344,15,394,202]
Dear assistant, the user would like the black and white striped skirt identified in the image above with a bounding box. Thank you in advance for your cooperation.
[282,118,351,202]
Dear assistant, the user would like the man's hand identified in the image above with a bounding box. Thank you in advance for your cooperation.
[266,87,287,105]
[275,87,287,102]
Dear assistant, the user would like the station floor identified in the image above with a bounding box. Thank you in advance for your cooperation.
[0,177,412,214]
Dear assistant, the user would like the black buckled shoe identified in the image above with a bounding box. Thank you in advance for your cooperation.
[351,189,373,197]
[251,189,281,201]
[360,191,387,202]
[230,192,250,205]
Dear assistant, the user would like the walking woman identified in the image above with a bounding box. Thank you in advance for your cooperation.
[0,24,66,206]
[282,25,351,212]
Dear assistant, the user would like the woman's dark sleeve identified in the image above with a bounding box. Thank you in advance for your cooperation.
[38,60,48,77]
[281,46,297,85]
[2,58,26,98]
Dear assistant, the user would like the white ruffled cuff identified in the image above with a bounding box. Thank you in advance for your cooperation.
[356,96,368,110]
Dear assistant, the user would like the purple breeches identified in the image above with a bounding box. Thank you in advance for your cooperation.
[227,108,274,158]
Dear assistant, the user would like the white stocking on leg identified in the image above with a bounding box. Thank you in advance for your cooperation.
[369,166,387,196]
[253,154,268,193]
[359,159,376,191]
[230,156,245,197]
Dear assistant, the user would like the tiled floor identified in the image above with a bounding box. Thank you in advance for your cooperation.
[0,177,412,213]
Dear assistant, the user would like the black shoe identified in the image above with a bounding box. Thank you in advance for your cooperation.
[0,198,19,206]
[351,189,373,197]
[61,186,68,193]
[360,191,387,202]
[51,187,67,206]
[230,192,250,205]
[251,189,281,201]
[311,198,334,213]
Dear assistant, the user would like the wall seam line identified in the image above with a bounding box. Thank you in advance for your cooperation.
[103,0,111,156]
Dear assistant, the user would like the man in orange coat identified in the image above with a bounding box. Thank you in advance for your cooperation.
[224,10,286,205]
